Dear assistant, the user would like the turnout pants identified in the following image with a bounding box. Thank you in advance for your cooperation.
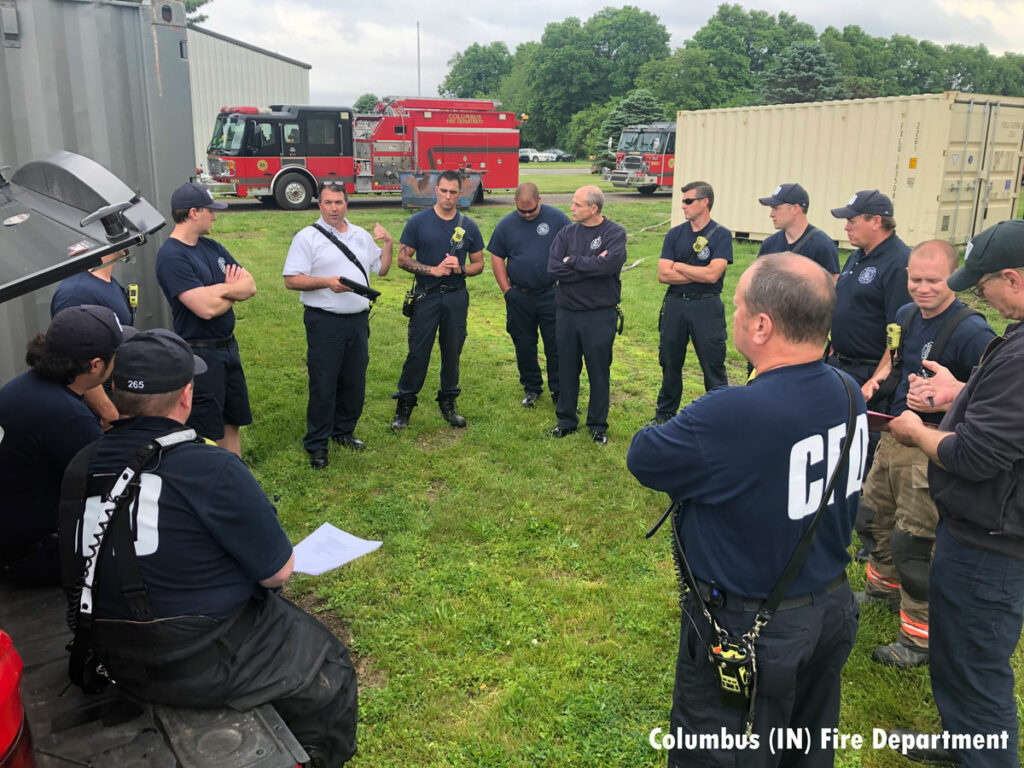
[857,433,937,648]
[555,305,617,432]
[504,286,559,397]
[102,591,358,767]
[303,307,370,453]
[669,581,858,768]
[930,521,1024,768]
[396,288,468,399]
[656,293,728,418]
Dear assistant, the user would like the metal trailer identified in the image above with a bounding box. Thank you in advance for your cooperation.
[0,0,196,384]
[670,92,1024,247]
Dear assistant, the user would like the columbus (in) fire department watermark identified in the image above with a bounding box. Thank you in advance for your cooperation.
[648,726,1009,756]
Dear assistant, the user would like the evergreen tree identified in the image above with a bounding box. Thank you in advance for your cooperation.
[763,40,848,104]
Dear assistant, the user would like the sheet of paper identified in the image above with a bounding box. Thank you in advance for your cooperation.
[293,522,382,575]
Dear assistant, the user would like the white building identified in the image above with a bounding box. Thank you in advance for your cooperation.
[187,25,311,174]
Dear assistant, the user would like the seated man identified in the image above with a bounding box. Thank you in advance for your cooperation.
[0,305,125,586]
[59,329,357,767]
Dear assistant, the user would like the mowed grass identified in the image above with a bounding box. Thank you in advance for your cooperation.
[213,199,1022,768]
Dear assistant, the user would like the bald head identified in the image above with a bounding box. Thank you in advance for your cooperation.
[570,185,605,224]
[909,239,959,273]
[515,182,539,202]
[743,253,836,345]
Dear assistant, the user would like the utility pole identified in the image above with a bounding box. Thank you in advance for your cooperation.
[417,22,421,96]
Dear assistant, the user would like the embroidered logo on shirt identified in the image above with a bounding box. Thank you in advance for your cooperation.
[590,236,603,250]
[218,256,227,274]
[858,266,877,284]
[537,222,550,236]
[698,246,711,261]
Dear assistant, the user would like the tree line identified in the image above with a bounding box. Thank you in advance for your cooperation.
[430,3,1024,158]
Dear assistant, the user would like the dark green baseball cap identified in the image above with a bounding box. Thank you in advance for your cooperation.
[949,220,1024,291]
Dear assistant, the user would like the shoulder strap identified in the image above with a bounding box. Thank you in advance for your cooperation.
[757,371,858,622]
[788,224,817,255]
[926,305,982,364]
[60,440,101,620]
[312,223,370,286]
[74,428,200,626]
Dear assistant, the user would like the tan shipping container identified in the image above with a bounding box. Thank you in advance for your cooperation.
[671,92,1024,247]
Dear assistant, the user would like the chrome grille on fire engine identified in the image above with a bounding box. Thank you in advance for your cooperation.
[621,155,643,169]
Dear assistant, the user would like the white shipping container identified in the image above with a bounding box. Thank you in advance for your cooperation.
[671,92,1024,247]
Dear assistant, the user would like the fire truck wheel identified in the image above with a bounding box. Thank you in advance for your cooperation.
[637,185,657,196]
[275,173,313,210]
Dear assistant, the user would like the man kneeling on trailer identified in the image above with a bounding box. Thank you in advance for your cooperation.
[59,329,357,767]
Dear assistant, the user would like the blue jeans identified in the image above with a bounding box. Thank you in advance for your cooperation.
[929,521,1024,768]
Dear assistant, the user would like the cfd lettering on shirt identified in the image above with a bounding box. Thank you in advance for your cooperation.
[788,415,868,520]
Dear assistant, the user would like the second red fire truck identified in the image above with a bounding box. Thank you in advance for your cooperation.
[206,97,520,208]
[602,121,676,195]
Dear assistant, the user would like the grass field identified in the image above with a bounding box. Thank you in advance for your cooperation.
[213,198,1022,768]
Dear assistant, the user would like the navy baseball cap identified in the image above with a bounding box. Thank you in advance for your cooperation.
[948,219,1024,291]
[759,183,809,208]
[46,305,132,359]
[831,190,893,219]
[112,329,207,394]
[170,182,228,211]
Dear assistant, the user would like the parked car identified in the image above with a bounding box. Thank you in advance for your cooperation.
[543,148,574,162]
[533,150,557,162]
[519,148,540,163]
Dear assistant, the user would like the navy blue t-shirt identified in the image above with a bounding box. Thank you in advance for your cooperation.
[627,361,868,598]
[487,204,570,291]
[548,218,627,310]
[891,299,995,422]
[83,417,293,621]
[661,219,733,296]
[51,271,132,325]
[400,208,484,290]
[156,236,239,340]
[758,226,840,275]
[0,372,101,560]
[832,233,911,360]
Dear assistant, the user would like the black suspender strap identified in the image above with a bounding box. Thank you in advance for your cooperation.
[312,223,371,286]
[788,224,818,255]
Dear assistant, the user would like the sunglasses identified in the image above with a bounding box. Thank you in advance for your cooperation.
[517,202,540,215]
[321,180,346,189]
[681,197,705,206]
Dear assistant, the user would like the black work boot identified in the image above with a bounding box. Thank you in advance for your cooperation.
[437,395,467,428]
[391,396,416,431]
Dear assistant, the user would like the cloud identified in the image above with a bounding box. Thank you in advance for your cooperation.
[197,0,1024,105]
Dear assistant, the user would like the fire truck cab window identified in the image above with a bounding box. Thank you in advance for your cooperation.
[251,122,279,155]
[306,116,340,157]
[285,125,300,144]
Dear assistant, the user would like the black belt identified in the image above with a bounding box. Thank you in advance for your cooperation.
[143,599,259,682]
[304,305,369,318]
[438,283,465,294]
[187,335,234,349]
[514,285,553,295]
[830,353,877,368]
[667,292,718,301]
[695,572,848,613]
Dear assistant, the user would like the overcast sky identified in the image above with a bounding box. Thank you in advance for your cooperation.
[196,0,1024,106]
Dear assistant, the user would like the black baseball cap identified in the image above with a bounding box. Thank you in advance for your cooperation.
[112,329,207,394]
[759,183,809,208]
[46,305,130,359]
[170,182,228,211]
[831,189,893,219]
[948,220,1024,291]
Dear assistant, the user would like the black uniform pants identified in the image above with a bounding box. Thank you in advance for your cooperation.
[302,307,370,453]
[104,592,358,767]
[396,288,468,399]
[669,581,857,768]
[656,293,728,419]
[555,305,617,432]
[505,286,559,396]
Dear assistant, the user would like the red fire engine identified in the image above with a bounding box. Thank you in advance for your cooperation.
[602,121,676,195]
[205,97,520,209]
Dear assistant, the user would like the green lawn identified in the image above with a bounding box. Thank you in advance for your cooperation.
[214,201,1021,767]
